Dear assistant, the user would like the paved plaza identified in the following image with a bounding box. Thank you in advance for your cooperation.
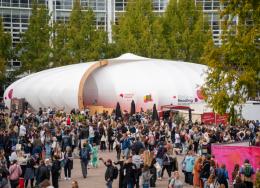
[59,151,192,188]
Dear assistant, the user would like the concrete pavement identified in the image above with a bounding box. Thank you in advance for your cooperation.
[58,151,192,188]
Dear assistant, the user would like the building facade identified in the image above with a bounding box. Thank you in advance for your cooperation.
[0,0,222,69]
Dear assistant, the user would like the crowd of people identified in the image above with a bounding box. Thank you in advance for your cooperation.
[0,106,259,188]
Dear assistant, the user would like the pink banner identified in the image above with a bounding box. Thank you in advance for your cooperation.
[212,144,260,181]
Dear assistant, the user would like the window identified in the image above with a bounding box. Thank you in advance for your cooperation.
[20,0,28,7]
[2,0,10,6]
[12,61,21,67]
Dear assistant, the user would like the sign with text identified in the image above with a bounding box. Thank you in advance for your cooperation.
[201,112,228,125]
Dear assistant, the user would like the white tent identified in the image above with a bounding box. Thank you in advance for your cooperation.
[3,53,207,111]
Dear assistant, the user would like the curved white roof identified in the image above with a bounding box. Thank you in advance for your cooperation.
[4,53,207,111]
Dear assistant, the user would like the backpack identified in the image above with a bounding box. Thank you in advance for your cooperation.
[81,147,90,161]
[112,166,119,179]
[243,164,252,177]
[216,169,226,184]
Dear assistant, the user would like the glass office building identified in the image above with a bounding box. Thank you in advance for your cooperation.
[0,0,224,69]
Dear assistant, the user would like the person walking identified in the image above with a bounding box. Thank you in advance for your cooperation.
[122,157,136,188]
[161,152,172,179]
[132,151,143,188]
[61,130,72,152]
[200,155,211,188]
[216,164,229,188]
[121,134,131,159]
[35,160,50,186]
[100,158,115,188]
[168,171,184,188]
[107,126,114,152]
[155,142,166,180]
[0,162,9,188]
[9,159,22,188]
[114,158,125,188]
[91,143,98,168]
[183,150,195,185]
[232,164,240,185]
[62,146,73,180]
[239,159,255,188]
[24,157,35,188]
[141,165,151,188]
[51,155,61,188]
[79,142,91,178]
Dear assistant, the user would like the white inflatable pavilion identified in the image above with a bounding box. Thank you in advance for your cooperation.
[3,53,207,112]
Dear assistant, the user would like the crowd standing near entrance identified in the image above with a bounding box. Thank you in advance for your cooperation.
[0,106,259,188]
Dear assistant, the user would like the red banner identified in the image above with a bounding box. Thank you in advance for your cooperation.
[201,112,228,125]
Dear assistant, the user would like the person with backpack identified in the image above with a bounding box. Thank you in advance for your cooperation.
[9,159,22,188]
[100,158,117,188]
[79,142,92,178]
[215,164,229,188]
[239,159,255,188]
[51,155,61,188]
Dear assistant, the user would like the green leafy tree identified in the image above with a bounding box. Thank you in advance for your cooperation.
[202,0,260,124]
[0,18,12,80]
[66,0,107,64]
[162,0,210,63]
[17,2,51,73]
[51,22,71,67]
[113,0,169,58]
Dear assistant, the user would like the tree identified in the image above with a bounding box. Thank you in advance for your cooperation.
[162,0,210,63]
[17,2,51,73]
[0,17,12,82]
[65,0,107,64]
[112,0,169,58]
[202,0,260,124]
[51,22,71,67]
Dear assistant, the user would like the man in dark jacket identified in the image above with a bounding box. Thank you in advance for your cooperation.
[36,160,50,186]
[107,126,114,152]
[131,137,145,155]
[79,142,92,178]
[61,131,72,152]
[100,158,114,188]
[122,157,137,188]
